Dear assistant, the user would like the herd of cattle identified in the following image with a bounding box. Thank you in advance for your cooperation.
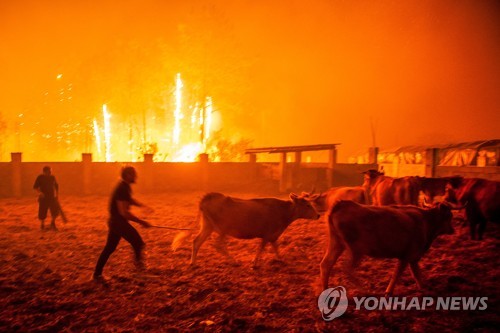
[173,170,499,295]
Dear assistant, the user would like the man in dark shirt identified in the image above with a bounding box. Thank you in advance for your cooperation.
[93,166,152,280]
[33,166,59,230]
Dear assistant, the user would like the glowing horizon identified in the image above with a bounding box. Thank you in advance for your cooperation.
[1,1,498,162]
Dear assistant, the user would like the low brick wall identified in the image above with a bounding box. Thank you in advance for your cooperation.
[0,161,278,197]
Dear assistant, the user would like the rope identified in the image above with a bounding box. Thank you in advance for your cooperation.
[151,225,196,231]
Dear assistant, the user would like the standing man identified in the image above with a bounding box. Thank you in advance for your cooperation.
[93,166,152,280]
[33,166,59,230]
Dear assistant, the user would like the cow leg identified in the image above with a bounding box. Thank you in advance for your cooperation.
[477,218,487,241]
[190,226,213,266]
[469,220,477,240]
[252,240,268,269]
[319,241,345,290]
[409,261,423,290]
[385,260,408,296]
[214,234,237,263]
[345,252,363,288]
[214,234,230,256]
[271,241,281,261]
[466,206,485,241]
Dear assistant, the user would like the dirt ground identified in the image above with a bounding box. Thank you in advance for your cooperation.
[0,191,499,332]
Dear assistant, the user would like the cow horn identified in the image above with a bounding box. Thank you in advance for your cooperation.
[422,197,433,208]
[447,201,468,211]
[305,193,320,201]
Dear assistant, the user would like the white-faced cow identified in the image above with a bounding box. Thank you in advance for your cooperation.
[417,176,463,203]
[320,200,456,296]
[173,192,320,267]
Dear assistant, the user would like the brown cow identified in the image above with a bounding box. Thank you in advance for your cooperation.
[418,176,463,203]
[320,200,455,295]
[446,178,500,240]
[173,192,320,267]
[363,169,420,206]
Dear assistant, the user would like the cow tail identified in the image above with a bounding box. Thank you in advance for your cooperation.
[171,210,201,252]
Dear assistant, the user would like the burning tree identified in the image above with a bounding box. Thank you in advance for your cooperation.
[207,132,253,162]
[11,2,255,162]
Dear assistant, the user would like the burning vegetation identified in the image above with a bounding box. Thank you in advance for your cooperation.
[90,74,222,162]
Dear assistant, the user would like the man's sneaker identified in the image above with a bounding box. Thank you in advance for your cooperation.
[92,274,109,282]
[134,260,147,272]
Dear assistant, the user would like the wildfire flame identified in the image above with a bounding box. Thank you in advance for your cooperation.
[93,118,101,156]
[103,104,112,162]
[203,96,213,149]
[172,142,203,162]
[173,73,183,146]
[90,74,218,162]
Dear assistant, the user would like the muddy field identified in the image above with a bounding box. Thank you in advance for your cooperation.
[0,191,499,332]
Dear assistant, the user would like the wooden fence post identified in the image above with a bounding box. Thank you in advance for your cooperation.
[279,152,287,192]
[11,152,22,197]
[143,153,154,192]
[425,148,438,177]
[327,148,337,188]
[248,153,258,182]
[291,151,302,190]
[368,147,379,165]
[82,153,92,195]
[199,153,209,191]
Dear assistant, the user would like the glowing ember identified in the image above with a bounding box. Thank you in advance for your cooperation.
[128,125,136,162]
[102,104,112,162]
[87,75,219,162]
[173,73,183,146]
[191,103,199,130]
[92,119,102,157]
[172,143,203,162]
[203,96,213,150]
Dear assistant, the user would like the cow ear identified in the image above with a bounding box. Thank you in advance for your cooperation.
[438,202,452,211]
[308,193,320,201]
[422,197,433,208]
[289,193,299,201]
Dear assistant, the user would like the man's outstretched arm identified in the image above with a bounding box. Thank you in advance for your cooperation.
[117,201,151,228]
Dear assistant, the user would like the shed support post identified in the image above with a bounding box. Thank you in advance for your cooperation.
[425,148,438,177]
[327,148,337,188]
[279,152,287,192]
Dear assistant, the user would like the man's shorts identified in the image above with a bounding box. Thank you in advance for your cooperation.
[38,197,59,220]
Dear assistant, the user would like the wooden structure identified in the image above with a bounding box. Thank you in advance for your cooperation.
[378,140,500,180]
[246,144,340,192]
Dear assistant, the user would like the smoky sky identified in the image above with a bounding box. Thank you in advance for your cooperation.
[1,0,499,161]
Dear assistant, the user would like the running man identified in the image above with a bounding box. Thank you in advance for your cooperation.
[33,166,59,230]
[93,166,152,280]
